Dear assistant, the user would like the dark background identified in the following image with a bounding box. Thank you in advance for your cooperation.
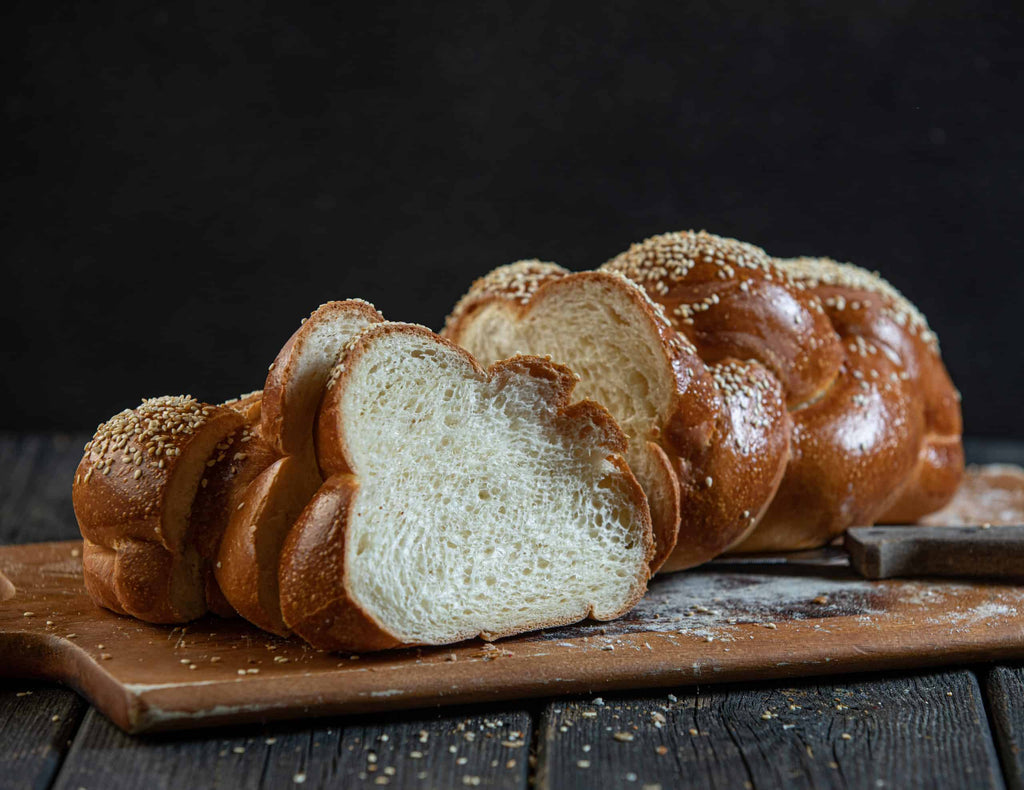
[2,1,1021,436]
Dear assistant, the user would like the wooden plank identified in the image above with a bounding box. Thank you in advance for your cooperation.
[987,666,1024,790]
[330,706,532,790]
[535,669,1004,790]
[0,433,86,545]
[845,525,1024,581]
[51,705,532,790]
[0,680,88,790]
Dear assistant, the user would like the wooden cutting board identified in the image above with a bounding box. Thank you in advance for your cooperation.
[2,540,1023,733]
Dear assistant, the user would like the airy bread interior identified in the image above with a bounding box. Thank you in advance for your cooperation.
[333,328,651,644]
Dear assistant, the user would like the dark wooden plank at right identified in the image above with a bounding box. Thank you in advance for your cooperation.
[0,680,88,790]
[986,666,1024,790]
[535,669,1004,790]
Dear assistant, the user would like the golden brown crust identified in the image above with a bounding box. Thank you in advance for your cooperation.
[188,393,277,619]
[215,453,322,635]
[287,322,653,652]
[73,396,243,622]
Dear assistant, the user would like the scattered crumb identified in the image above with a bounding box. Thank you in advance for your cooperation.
[841,733,852,740]
[688,728,698,736]
[51,715,60,722]
[655,745,668,755]
[613,732,635,742]
[577,760,591,768]
[292,773,306,784]
[232,746,245,754]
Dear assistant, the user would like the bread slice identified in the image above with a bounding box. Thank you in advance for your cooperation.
[444,266,790,573]
[279,323,653,651]
[215,301,384,634]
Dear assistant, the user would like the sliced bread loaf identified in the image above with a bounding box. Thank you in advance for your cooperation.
[279,323,653,651]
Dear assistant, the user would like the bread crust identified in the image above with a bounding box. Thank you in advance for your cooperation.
[189,395,277,618]
[215,453,321,634]
[282,322,653,651]
[73,396,243,622]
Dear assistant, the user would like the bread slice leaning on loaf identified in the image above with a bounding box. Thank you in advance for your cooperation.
[444,266,791,573]
[279,323,654,652]
[215,300,384,634]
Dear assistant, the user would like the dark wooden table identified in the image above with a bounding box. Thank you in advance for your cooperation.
[2,434,1023,790]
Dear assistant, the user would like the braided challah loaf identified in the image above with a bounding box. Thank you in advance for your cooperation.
[445,230,963,566]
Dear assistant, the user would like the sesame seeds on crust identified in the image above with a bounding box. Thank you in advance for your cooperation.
[602,230,799,292]
[471,260,569,303]
[81,395,218,481]
[777,256,938,350]
[444,260,570,336]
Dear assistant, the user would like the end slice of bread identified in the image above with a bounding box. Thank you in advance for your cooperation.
[74,396,244,623]
[279,324,653,651]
